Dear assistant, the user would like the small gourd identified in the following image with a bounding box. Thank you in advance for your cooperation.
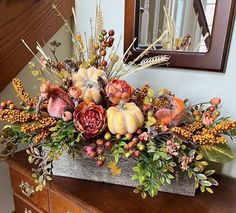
[72,67,107,103]
[107,102,144,135]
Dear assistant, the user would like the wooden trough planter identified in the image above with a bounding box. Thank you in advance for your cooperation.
[51,151,195,197]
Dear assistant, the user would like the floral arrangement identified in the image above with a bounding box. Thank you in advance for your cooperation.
[0,3,235,199]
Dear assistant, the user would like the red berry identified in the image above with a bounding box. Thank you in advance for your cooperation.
[133,150,141,158]
[143,105,152,111]
[125,133,133,140]
[107,42,113,47]
[132,137,139,144]
[7,100,13,106]
[96,139,104,146]
[0,102,7,108]
[101,60,108,67]
[116,134,121,140]
[105,140,112,150]
[109,37,114,43]
[127,142,135,149]
[208,106,216,112]
[101,41,107,48]
[89,151,97,158]
[97,147,104,155]
[28,101,34,107]
[96,160,104,167]
[109,30,115,36]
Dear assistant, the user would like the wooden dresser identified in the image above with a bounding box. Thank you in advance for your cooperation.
[7,150,236,213]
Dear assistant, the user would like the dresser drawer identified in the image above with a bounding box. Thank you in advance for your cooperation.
[9,166,49,212]
[13,192,45,213]
[50,190,87,213]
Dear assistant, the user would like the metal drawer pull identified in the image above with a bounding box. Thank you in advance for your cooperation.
[24,208,32,213]
[19,180,35,197]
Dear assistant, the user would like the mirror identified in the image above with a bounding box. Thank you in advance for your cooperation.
[138,0,216,52]
[124,0,236,72]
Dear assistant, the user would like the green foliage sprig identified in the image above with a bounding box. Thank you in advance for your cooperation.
[25,121,82,191]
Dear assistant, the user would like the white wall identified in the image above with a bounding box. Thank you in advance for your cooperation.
[0,23,72,213]
[76,0,236,177]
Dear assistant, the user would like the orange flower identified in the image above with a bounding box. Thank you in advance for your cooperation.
[105,79,134,105]
[181,156,192,171]
[74,102,107,139]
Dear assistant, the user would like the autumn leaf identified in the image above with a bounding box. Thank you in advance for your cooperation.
[108,161,122,176]
[199,144,234,164]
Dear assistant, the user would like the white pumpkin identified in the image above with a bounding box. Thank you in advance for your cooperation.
[72,67,108,103]
[107,102,144,135]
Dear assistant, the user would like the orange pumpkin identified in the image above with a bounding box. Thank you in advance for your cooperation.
[155,97,185,126]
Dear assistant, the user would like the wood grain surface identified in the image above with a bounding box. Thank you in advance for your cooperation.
[0,0,74,92]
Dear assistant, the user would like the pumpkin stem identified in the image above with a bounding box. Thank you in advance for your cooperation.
[118,100,127,110]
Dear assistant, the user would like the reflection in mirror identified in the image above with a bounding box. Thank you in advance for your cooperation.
[138,0,216,52]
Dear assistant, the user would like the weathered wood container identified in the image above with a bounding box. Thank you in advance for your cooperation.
[51,151,195,196]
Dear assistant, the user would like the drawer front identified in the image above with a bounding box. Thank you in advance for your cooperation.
[13,193,45,213]
[50,191,86,213]
[9,167,49,212]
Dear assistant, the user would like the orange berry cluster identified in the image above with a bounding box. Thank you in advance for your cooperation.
[171,127,193,140]
[208,121,236,135]
[12,78,35,104]
[33,131,50,144]
[185,121,203,133]
[192,134,227,145]
[191,121,236,145]
[0,109,35,123]
[21,117,57,133]
[171,120,236,145]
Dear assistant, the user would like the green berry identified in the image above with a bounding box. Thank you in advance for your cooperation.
[99,35,104,42]
[101,30,107,36]
[104,132,112,140]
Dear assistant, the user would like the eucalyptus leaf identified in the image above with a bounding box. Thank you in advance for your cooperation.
[201,180,212,187]
[204,170,215,177]
[206,187,213,193]
[199,144,234,164]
